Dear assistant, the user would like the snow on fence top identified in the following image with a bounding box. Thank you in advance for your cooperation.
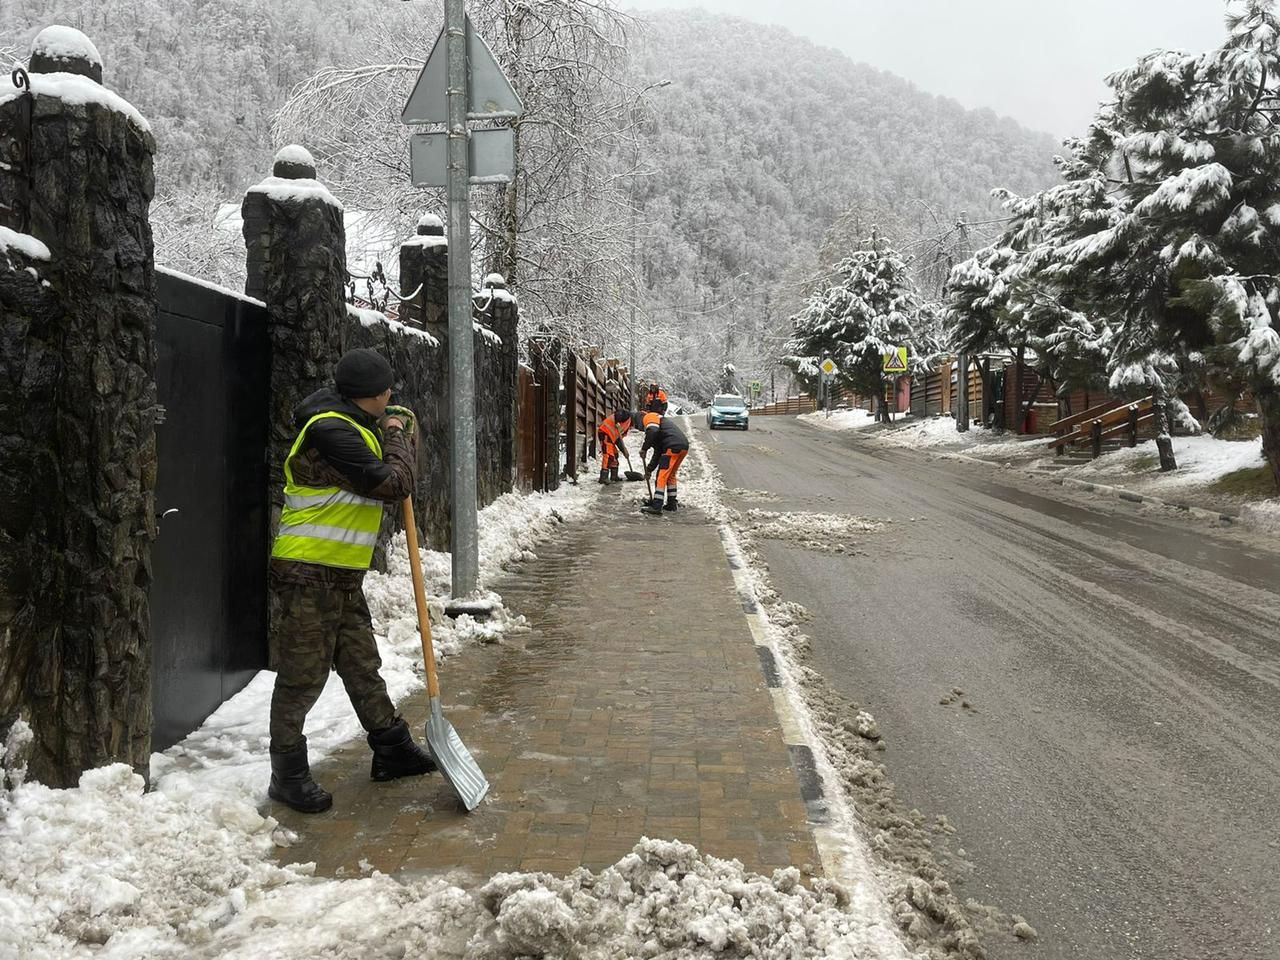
[273,144,315,168]
[418,213,444,230]
[472,321,503,346]
[347,303,440,347]
[245,176,343,211]
[31,25,102,68]
[0,71,150,134]
[0,225,52,262]
[401,233,448,249]
[157,266,264,307]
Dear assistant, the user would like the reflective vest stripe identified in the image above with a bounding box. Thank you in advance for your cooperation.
[284,490,372,510]
[271,411,386,570]
[274,522,378,547]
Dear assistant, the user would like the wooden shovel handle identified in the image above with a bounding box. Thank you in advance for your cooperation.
[401,498,441,699]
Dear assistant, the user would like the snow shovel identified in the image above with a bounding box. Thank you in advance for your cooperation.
[400,498,490,812]
[622,449,644,482]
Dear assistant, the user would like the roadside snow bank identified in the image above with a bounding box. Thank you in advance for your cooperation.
[798,408,877,431]
[1,769,886,960]
[151,483,594,805]
[1061,433,1267,489]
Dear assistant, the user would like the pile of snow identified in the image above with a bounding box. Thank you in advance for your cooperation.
[0,225,52,262]
[0,71,149,133]
[245,176,342,210]
[418,212,444,230]
[1064,433,1267,490]
[473,320,503,345]
[347,303,439,346]
[1241,499,1280,531]
[273,144,315,168]
[743,509,886,554]
[872,417,1008,451]
[798,408,877,431]
[30,25,101,68]
[152,483,594,807]
[1,778,891,960]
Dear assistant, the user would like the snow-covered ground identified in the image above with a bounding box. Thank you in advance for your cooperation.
[800,410,1278,517]
[0,472,932,960]
[797,408,878,431]
[1051,433,1266,491]
[151,483,596,807]
[799,409,1030,458]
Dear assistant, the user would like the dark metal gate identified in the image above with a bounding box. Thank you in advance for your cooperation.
[150,268,270,751]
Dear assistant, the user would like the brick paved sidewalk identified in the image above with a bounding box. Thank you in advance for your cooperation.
[271,487,822,884]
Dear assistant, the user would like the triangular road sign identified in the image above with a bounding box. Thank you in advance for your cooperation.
[882,346,908,373]
[401,16,524,124]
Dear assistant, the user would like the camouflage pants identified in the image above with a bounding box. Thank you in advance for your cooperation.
[268,581,396,753]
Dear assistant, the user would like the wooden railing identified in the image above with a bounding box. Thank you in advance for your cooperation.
[752,395,818,416]
[1047,396,1154,457]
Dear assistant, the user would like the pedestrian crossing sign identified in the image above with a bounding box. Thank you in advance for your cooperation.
[883,347,908,373]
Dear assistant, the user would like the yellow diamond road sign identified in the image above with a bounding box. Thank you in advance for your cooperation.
[883,346,908,373]
[820,358,838,376]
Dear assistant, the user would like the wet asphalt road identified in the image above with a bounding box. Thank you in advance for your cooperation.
[702,416,1280,960]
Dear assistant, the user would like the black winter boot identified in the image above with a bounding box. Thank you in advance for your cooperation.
[597,468,610,484]
[609,466,620,482]
[663,494,678,512]
[368,719,437,782]
[268,745,333,813]
[640,496,665,515]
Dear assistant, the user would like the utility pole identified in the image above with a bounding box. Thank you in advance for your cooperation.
[445,0,478,596]
[627,79,670,409]
[401,0,521,597]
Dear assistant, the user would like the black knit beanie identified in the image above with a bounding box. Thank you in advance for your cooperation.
[335,348,394,398]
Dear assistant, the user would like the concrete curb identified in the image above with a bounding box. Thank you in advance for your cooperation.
[717,526,861,893]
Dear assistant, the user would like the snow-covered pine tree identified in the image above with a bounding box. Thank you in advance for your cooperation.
[944,150,1123,420]
[1048,0,1280,485]
[785,233,939,420]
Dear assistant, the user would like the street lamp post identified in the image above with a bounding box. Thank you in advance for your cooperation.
[628,79,670,409]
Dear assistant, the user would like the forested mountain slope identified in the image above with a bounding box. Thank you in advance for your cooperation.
[624,10,1061,393]
[633,9,1059,303]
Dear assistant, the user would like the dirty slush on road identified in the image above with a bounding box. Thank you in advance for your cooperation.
[689,437,1034,960]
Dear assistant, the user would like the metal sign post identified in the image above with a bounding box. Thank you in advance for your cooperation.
[819,358,838,418]
[402,2,523,599]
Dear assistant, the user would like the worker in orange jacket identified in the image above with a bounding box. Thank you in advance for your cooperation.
[639,410,688,514]
[596,409,635,484]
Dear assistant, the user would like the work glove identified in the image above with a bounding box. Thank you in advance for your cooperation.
[383,404,416,433]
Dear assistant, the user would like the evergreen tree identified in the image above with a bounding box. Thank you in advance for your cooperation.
[785,234,938,419]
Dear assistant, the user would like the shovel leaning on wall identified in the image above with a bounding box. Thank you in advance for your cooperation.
[400,498,490,811]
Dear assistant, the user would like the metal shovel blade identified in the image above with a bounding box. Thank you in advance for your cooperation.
[425,696,490,811]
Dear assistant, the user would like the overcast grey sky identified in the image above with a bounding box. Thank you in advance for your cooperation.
[628,1,1229,137]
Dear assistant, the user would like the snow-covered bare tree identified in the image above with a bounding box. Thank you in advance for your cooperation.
[272,0,638,356]
[785,233,940,420]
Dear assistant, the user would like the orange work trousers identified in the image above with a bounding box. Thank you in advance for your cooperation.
[655,448,688,497]
[598,433,619,470]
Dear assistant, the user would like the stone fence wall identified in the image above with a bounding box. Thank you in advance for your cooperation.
[244,160,523,554]
[0,27,555,781]
[0,47,158,787]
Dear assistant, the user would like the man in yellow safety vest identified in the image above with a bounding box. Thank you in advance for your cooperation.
[267,347,434,813]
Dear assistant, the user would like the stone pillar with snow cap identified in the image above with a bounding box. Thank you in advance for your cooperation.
[399,212,448,334]
[241,144,347,510]
[0,27,159,786]
[477,273,520,491]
